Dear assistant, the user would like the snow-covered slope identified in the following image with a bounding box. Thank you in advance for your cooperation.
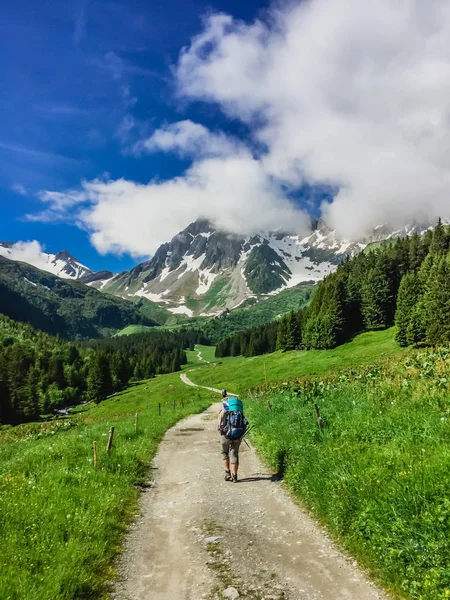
[97,218,436,317]
[0,241,94,280]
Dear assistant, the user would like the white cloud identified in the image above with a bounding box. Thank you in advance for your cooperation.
[26,189,90,223]
[176,1,450,238]
[137,120,243,159]
[55,154,309,256]
[35,0,450,256]
[0,241,49,271]
[11,183,28,196]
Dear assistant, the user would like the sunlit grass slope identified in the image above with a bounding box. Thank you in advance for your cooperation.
[188,328,404,394]
[0,371,213,600]
[184,344,217,366]
[246,348,450,600]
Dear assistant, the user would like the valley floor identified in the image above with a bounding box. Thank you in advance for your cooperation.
[112,401,386,600]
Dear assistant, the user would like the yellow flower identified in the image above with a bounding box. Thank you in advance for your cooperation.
[376,480,380,484]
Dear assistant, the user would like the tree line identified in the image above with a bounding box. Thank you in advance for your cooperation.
[0,316,207,425]
[216,220,450,357]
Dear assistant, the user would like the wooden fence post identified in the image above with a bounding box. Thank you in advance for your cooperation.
[93,441,98,469]
[106,427,115,454]
[135,412,139,433]
[314,403,323,431]
[158,403,161,416]
[267,400,272,412]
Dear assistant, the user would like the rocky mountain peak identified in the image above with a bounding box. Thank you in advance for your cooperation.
[0,242,94,280]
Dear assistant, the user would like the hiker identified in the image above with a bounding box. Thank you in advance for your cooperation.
[218,393,248,483]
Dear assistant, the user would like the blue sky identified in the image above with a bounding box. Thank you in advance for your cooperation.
[0,0,275,271]
[2,1,446,272]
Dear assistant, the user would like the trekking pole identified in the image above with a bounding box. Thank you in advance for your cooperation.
[242,437,251,450]
[241,425,256,441]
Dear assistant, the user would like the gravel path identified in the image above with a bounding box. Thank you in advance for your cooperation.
[111,401,388,600]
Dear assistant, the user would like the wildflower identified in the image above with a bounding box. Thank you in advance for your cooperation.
[399,471,406,476]
[354,474,357,478]
[376,480,380,484]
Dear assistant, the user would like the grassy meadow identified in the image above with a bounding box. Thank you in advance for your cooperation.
[188,328,405,394]
[2,324,448,600]
[182,330,450,599]
[0,371,213,600]
[240,350,450,600]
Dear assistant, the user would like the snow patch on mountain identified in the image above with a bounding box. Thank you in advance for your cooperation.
[0,241,93,280]
[196,269,218,295]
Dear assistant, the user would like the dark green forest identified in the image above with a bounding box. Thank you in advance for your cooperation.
[0,315,206,425]
[216,221,450,357]
[0,256,155,339]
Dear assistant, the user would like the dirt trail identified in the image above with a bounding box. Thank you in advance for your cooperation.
[112,400,387,600]
[179,372,238,397]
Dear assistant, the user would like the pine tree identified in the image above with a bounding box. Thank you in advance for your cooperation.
[430,218,448,256]
[409,233,426,271]
[276,317,288,351]
[110,352,131,391]
[422,255,450,345]
[361,266,392,330]
[395,272,421,346]
[406,303,426,346]
[87,353,113,403]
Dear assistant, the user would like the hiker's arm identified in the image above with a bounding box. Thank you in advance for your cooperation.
[217,409,223,431]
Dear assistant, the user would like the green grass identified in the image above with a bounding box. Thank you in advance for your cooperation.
[0,371,213,599]
[115,324,155,336]
[114,282,314,342]
[202,275,232,311]
[184,344,217,367]
[0,327,422,599]
[245,348,450,600]
[129,297,186,326]
[187,328,405,394]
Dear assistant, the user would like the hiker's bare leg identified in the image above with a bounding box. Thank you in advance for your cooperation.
[231,462,238,476]
[223,458,230,472]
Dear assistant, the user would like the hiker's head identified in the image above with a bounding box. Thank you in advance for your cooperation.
[221,389,227,398]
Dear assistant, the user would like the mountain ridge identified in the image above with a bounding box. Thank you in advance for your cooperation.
[89,218,438,316]
[2,218,445,319]
[0,241,95,280]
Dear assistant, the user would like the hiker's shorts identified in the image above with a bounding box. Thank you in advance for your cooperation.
[221,435,241,465]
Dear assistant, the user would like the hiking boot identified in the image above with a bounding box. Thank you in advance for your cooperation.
[231,473,238,483]
[224,471,232,481]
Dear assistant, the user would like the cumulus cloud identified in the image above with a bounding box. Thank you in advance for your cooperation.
[176,0,450,238]
[0,241,50,271]
[36,153,309,256]
[136,120,244,159]
[35,0,450,255]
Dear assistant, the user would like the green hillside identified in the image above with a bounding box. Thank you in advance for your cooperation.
[0,256,155,339]
[0,313,198,425]
[0,370,212,599]
[217,221,450,360]
[244,348,450,600]
[129,296,188,326]
[116,282,314,342]
[186,328,403,393]
[0,325,406,599]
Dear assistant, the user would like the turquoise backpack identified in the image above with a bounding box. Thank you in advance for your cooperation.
[222,397,247,440]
